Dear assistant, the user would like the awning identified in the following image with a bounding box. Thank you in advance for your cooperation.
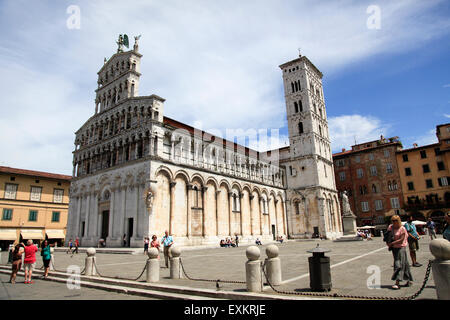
[46,229,66,239]
[21,229,44,240]
[0,229,17,241]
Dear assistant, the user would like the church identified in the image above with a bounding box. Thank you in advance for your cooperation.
[65,35,343,247]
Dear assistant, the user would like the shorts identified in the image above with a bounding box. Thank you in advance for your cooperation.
[408,238,419,251]
[43,259,51,268]
[24,262,36,271]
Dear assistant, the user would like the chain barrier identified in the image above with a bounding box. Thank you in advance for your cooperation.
[92,259,148,281]
[260,259,433,300]
[179,257,246,286]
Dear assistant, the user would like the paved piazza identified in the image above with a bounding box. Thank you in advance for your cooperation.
[0,237,439,300]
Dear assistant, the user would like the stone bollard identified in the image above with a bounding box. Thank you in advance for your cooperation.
[84,247,97,276]
[245,246,262,292]
[49,247,55,271]
[429,239,450,300]
[265,244,282,286]
[146,247,160,283]
[169,246,182,279]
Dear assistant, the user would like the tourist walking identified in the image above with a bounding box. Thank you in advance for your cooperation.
[404,216,422,267]
[123,234,127,247]
[386,215,413,290]
[426,218,437,240]
[443,213,450,241]
[235,235,239,248]
[40,240,52,279]
[23,240,38,284]
[144,237,150,255]
[161,231,173,268]
[74,237,79,254]
[66,239,73,254]
[9,243,24,284]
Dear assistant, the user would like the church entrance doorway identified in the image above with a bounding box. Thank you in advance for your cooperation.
[127,218,133,247]
[271,224,276,240]
[101,210,109,240]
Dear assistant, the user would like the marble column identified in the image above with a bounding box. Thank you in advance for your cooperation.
[201,186,208,237]
[228,192,233,236]
[215,190,220,236]
[249,195,254,236]
[186,184,193,238]
[107,189,115,241]
[169,181,176,235]
[84,192,91,239]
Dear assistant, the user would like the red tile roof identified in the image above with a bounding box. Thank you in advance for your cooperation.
[0,166,72,181]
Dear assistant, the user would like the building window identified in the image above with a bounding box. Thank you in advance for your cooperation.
[405,168,412,176]
[339,171,346,181]
[361,202,369,212]
[336,159,345,167]
[360,185,368,195]
[370,166,377,176]
[4,183,18,199]
[407,182,414,191]
[298,100,303,112]
[420,150,427,159]
[372,184,378,193]
[375,200,383,211]
[438,177,449,187]
[368,153,374,161]
[425,179,433,189]
[294,102,299,113]
[53,189,64,203]
[422,164,430,173]
[355,156,360,163]
[386,163,393,174]
[434,148,441,156]
[30,186,42,201]
[390,198,400,209]
[384,150,390,158]
[356,168,364,178]
[28,210,38,222]
[437,161,445,171]
[392,180,398,190]
[298,122,304,134]
[232,192,240,212]
[295,202,300,215]
[51,211,60,222]
[2,208,13,220]
[402,154,408,162]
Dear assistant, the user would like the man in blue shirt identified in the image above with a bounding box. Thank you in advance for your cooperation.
[404,216,422,267]
[426,218,437,240]
[161,230,173,268]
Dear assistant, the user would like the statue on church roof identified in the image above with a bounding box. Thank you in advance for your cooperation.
[116,34,129,53]
[134,34,141,52]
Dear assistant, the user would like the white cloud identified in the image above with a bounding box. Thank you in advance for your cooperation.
[0,0,449,173]
[328,115,391,152]
[405,129,438,148]
[444,114,450,118]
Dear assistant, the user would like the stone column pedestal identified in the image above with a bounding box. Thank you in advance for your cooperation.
[146,248,160,283]
[429,239,450,300]
[84,248,97,276]
[245,246,262,293]
[265,245,282,286]
[169,246,182,279]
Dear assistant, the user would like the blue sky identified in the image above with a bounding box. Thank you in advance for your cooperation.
[0,0,449,175]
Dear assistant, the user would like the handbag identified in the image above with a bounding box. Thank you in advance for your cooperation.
[383,228,394,251]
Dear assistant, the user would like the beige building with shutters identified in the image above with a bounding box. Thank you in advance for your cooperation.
[0,166,71,250]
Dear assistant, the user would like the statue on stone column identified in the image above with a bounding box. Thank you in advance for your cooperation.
[341,191,356,218]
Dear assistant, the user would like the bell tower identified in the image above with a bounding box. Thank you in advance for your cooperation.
[94,35,143,114]
[279,54,334,190]
[279,53,342,240]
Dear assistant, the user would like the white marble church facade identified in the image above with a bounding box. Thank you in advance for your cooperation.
[66,37,342,247]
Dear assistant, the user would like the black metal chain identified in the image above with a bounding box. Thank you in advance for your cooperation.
[93,259,148,281]
[179,257,246,285]
[260,260,433,300]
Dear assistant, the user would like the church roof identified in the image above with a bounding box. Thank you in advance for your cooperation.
[0,166,72,181]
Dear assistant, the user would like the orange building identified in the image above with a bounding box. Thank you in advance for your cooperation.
[0,166,71,250]
[396,123,450,231]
